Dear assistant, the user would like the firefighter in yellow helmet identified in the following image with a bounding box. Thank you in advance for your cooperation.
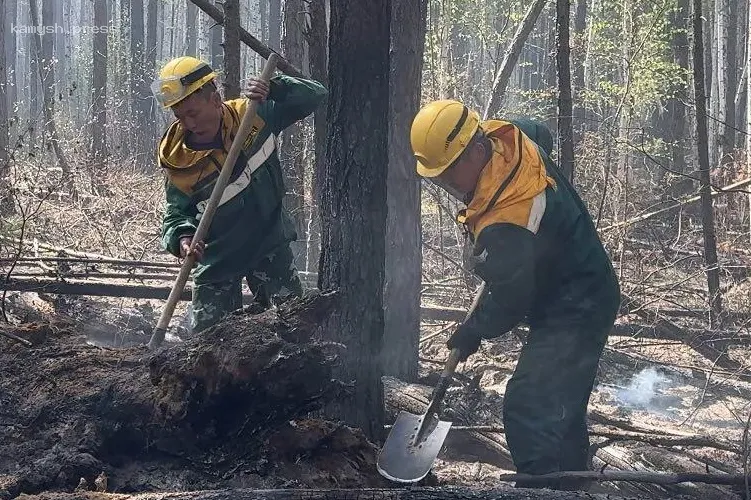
[152,56,327,333]
[411,100,620,491]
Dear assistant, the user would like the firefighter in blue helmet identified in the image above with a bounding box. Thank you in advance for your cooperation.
[411,100,620,491]
[152,56,327,333]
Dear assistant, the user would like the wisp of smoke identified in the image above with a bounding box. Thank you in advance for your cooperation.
[616,366,670,409]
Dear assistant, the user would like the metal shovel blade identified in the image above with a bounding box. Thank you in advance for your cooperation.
[376,410,452,483]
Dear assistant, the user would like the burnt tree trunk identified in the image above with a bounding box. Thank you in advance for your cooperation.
[223,0,241,99]
[556,0,575,182]
[318,0,390,441]
[692,0,723,325]
[383,0,427,382]
[280,0,307,248]
[305,0,328,273]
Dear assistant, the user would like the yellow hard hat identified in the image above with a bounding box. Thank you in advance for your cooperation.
[410,100,480,178]
[151,56,217,108]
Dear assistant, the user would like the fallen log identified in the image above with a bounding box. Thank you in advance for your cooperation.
[398,425,740,454]
[13,486,693,500]
[600,177,751,233]
[620,293,746,374]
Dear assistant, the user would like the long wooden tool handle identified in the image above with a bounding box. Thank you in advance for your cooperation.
[425,281,487,412]
[148,53,281,350]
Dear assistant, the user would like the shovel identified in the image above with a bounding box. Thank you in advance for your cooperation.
[377,347,461,483]
[147,53,281,351]
[377,282,487,483]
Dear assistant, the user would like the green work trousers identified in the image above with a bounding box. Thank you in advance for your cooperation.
[502,322,610,491]
[190,244,303,333]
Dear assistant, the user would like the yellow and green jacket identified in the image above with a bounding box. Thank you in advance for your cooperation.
[159,75,327,284]
[459,119,620,336]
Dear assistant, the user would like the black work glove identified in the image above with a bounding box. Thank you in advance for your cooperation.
[446,323,482,362]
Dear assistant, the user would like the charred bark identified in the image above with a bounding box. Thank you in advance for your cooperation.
[318,0,390,441]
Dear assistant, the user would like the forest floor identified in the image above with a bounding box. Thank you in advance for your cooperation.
[2,271,751,499]
[3,171,751,499]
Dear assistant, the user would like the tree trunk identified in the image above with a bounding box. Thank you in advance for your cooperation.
[186,0,198,56]
[304,0,328,274]
[91,0,108,168]
[715,0,735,164]
[543,1,558,133]
[260,0,268,43]
[4,0,17,117]
[692,0,723,325]
[667,0,690,185]
[268,0,281,51]
[747,0,751,242]
[483,0,548,119]
[210,0,223,72]
[119,0,131,120]
[222,0,240,99]
[144,0,157,146]
[556,0,574,183]
[29,0,74,193]
[383,0,427,382]
[572,0,587,144]
[0,0,8,208]
[280,0,307,266]
[318,0,390,442]
[41,0,55,98]
[54,0,66,94]
[130,0,147,144]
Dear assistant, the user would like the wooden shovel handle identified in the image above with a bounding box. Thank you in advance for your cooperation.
[148,54,281,350]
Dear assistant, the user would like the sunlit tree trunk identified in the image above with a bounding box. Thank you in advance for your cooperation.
[383,0,427,382]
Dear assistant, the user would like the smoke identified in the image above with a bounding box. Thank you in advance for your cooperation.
[615,367,671,410]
